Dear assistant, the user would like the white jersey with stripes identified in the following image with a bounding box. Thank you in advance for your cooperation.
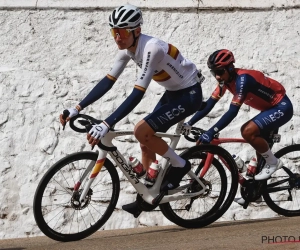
[108,34,198,91]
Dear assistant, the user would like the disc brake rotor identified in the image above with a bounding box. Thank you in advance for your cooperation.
[71,189,93,210]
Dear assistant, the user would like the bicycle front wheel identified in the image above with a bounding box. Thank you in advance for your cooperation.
[263,144,300,216]
[160,144,239,228]
[33,151,120,241]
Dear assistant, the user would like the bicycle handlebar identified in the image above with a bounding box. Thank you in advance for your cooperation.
[184,127,220,142]
[69,114,103,133]
[63,110,219,143]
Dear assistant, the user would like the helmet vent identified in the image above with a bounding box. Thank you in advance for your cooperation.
[121,9,134,22]
[222,54,232,62]
[129,13,141,23]
[118,23,128,28]
[111,9,119,25]
[117,6,124,12]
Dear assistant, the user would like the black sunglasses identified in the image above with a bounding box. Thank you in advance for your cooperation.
[210,68,226,77]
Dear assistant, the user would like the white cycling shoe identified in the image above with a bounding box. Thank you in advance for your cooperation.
[254,159,283,181]
[234,196,263,206]
[234,197,246,205]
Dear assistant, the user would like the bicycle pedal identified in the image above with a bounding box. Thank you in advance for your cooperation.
[152,191,167,207]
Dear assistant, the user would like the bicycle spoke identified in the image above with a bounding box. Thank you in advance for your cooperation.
[263,144,300,216]
[160,145,238,229]
[168,157,225,220]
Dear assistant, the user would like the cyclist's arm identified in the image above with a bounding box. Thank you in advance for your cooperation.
[206,75,248,134]
[78,51,130,109]
[206,103,241,135]
[105,42,164,127]
[188,97,218,125]
[79,75,116,109]
[105,86,145,126]
[188,84,226,125]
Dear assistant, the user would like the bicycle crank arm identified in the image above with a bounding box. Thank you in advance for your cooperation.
[242,200,250,209]
[152,187,207,206]
[152,191,167,207]
[185,198,196,211]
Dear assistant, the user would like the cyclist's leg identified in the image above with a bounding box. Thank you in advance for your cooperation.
[241,95,293,180]
[122,84,202,216]
[139,92,168,170]
[135,84,202,190]
[140,144,156,171]
[234,121,269,205]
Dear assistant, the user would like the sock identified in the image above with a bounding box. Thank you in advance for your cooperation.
[261,149,278,165]
[162,147,186,168]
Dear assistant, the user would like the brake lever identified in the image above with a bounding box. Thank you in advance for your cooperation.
[62,110,70,130]
[83,123,95,150]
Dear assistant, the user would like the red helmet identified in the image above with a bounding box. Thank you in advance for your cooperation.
[207,49,235,69]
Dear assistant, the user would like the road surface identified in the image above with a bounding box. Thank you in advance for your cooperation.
[1,217,300,250]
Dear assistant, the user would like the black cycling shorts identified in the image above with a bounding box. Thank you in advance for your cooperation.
[252,95,293,131]
[144,83,202,132]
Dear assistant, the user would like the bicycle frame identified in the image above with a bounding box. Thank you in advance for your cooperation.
[199,132,277,186]
[199,138,248,186]
[75,120,207,206]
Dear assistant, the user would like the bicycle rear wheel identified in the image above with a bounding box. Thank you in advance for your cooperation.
[33,152,120,241]
[160,144,239,228]
[263,144,300,216]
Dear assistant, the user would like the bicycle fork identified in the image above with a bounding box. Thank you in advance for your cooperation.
[73,150,108,204]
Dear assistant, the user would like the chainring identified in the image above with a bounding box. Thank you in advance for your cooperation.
[240,179,265,202]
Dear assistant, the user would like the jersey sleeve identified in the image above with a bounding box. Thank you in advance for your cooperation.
[231,74,250,106]
[135,42,165,90]
[211,84,227,100]
[105,87,145,127]
[188,97,218,125]
[79,75,116,109]
[108,50,131,79]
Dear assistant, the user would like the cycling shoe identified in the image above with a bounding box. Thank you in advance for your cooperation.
[160,160,191,191]
[122,200,142,218]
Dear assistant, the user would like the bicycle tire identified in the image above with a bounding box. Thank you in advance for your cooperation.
[33,151,120,241]
[160,144,239,228]
[160,151,227,225]
[263,144,300,216]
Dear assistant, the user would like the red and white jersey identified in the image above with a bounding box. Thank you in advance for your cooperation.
[211,68,286,111]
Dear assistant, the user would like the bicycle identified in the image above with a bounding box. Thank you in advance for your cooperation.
[33,113,239,242]
[184,126,300,217]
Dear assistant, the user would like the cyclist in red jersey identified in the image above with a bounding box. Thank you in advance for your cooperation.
[185,49,293,181]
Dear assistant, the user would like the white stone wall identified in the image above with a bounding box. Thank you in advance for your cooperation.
[1,2,300,239]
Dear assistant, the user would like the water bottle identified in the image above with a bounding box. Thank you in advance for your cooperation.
[128,156,146,178]
[232,154,246,173]
[246,157,258,178]
[144,160,160,187]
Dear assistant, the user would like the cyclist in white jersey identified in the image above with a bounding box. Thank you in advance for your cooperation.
[60,4,204,216]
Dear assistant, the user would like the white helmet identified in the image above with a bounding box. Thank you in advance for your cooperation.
[109,4,143,28]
